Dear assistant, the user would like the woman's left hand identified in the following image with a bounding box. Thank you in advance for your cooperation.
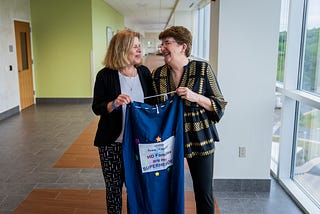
[176,87,214,111]
[176,87,199,102]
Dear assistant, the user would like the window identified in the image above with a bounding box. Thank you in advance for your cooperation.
[276,0,290,83]
[20,32,29,70]
[271,0,290,175]
[294,103,320,204]
[301,0,320,95]
[273,0,320,211]
[271,94,283,175]
[192,3,210,60]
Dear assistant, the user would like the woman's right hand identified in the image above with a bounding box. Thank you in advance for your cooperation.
[108,94,132,112]
[113,94,132,107]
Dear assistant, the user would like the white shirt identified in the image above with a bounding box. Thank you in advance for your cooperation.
[116,72,144,142]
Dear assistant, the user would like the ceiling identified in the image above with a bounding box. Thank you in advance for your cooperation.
[104,0,203,32]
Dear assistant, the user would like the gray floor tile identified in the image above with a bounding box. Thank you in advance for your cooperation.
[0,103,306,213]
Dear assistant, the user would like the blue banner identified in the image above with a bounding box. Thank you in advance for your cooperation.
[123,95,184,214]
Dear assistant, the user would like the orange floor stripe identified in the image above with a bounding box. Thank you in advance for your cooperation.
[13,189,219,214]
[54,117,100,168]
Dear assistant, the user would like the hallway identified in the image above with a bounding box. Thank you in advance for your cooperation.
[0,55,303,213]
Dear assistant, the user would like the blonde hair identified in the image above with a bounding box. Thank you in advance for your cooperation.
[103,29,141,70]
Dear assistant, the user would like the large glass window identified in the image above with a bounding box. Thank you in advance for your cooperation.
[192,3,210,60]
[294,103,320,204]
[274,0,320,211]
[292,0,320,205]
[271,94,283,175]
[301,0,320,95]
[271,0,290,175]
[276,0,290,83]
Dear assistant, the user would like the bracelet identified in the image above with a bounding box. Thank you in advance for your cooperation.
[111,100,117,110]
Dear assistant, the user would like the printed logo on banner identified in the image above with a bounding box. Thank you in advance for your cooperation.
[138,136,175,173]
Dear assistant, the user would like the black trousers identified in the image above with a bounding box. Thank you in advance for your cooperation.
[98,143,124,214]
[187,153,214,214]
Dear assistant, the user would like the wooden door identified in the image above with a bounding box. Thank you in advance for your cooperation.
[14,20,34,110]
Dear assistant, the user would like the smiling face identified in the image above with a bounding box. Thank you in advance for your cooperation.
[161,37,187,66]
[127,37,142,65]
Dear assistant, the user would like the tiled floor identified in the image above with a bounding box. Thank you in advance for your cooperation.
[0,103,304,214]
[0,54,304,214]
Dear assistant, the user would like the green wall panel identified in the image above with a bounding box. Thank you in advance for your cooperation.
[91,0,124,76]
[30,0,124,98]
[31,0,92,98]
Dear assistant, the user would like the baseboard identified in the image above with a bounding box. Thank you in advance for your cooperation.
[0,106,19,121]
[213,178,271,192]
[36,98,93,104]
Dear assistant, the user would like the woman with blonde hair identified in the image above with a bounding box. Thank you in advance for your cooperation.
[92,29,154,213]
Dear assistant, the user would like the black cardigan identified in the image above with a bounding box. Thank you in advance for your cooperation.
[92,65,154,147]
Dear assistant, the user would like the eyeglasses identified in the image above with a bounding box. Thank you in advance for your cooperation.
[161,40,177,47]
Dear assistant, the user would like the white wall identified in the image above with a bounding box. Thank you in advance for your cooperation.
[215,0,281,179]
[0,0,31,113]
[173,11,193,32]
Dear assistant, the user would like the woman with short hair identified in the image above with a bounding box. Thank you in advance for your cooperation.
[152,25,227,214]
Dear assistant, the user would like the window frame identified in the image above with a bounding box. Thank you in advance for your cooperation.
[274,0,320,212]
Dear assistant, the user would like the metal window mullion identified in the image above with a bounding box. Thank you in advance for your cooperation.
[278,0,306,180]
[296,0,309,91]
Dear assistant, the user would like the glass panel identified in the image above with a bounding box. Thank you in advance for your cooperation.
[20,32,29,70]
[192,9,199,57]
[271,92,283,175]
[276,0,290,82]
[198,8,204,58]
[301,0,320,95]
[294,103,320,205]
[203,4,210,60]
[192,3,210,60]
[271,0,290,175]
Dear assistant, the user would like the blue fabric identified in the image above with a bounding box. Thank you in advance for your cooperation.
[123,95,184,214]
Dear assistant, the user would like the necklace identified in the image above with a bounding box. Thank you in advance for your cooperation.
[126,75,136,91]
[119,67,137,92]
[119,72,137,92]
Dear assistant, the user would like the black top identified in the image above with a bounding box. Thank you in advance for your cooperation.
[152,60,227,158]
[92,65,154,147]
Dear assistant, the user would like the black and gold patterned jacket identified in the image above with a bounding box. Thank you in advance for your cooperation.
[152,60,227,158]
